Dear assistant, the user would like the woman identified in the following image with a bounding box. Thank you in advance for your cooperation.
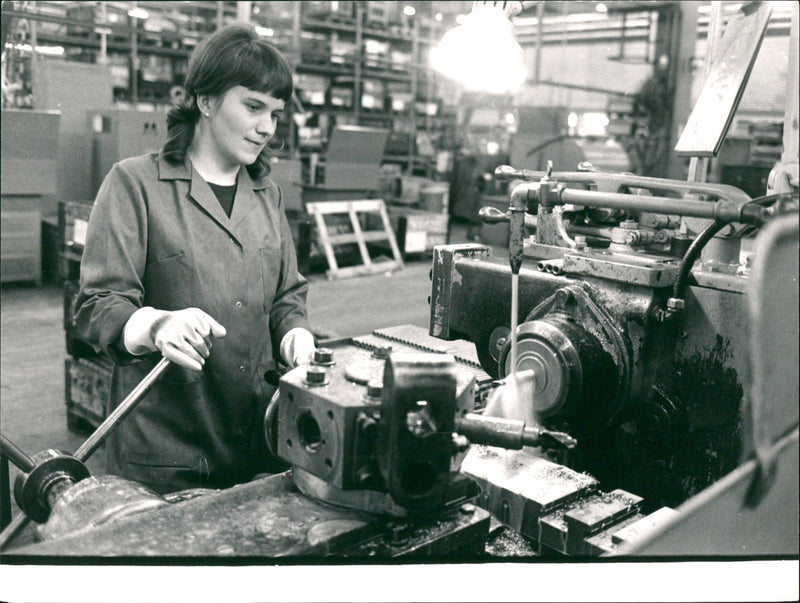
[75,24,315,494]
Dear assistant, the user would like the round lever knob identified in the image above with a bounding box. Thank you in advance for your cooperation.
[494,165,522,183]
[479,206,510,224]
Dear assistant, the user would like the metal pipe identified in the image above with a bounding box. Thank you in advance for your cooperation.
[0,434,35,473]
[74,357,171,462]
[496,165,752,205]
[130,9,138,105]
[560,188,766,225]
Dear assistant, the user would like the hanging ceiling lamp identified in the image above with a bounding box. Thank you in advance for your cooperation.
[430,1,526,94]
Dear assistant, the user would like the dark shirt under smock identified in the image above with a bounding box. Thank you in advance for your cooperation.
[74,151,308,494]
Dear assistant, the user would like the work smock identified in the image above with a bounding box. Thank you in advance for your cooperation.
[74,151,309,494]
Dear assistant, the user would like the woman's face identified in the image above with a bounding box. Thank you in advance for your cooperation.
[204,85,285,169]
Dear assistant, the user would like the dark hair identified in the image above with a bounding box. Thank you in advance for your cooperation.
[162,24,294,179]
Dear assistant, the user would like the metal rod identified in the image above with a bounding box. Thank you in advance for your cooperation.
[130,6,138,105]
[0,434,35,473]
[559,188,764,225]
[498,166,752,204]
[74,357,171,463]
[510,274,519,376]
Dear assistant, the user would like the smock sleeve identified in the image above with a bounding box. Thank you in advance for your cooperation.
[74,161,149,362]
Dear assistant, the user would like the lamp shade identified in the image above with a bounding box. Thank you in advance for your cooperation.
[430,4,526,94]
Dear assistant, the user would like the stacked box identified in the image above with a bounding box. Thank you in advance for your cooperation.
[390,207,449,256]
[59,201,111,432]
[65,356,113,432]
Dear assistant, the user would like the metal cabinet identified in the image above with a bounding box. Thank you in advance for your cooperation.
[89,109,167,197]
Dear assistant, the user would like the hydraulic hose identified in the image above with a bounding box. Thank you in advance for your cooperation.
[672,192,799,303]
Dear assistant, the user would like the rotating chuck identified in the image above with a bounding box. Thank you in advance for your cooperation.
[1,435,90,523]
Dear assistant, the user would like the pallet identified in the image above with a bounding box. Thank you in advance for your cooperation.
[305,199,404,280]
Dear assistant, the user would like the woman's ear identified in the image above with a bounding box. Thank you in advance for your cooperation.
[196,94,213,117]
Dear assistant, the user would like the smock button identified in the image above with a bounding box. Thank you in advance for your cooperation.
[239,365,247,373]
[235,301,242,308]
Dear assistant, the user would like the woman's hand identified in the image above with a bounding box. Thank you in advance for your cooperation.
[280,327,316,368]
[150,308,227,370]
[124,307,226,371]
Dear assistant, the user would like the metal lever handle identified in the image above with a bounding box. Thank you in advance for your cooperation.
[0,356,172,550]
[74,357,171,462]
[0,434,35,473]
[478,206,510,223]
[494,164,540,183]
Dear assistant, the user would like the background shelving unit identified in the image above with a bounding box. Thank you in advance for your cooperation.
[2,1,465,174]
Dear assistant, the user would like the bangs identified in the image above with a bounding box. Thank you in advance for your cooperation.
[225,42,293,102]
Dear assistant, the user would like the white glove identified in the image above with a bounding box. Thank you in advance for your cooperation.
[279,327,316,367]
[124,306,227,371]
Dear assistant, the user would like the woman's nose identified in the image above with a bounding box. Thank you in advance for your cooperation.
[256,115,274,137]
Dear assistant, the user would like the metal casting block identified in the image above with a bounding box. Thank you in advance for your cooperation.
[537,489,641,555]
[277,339,475,503]
[563,488,643,551]
[461,446,597,537]
[561,249,680,287]
[429,243,493,340]
[582,512,647,555]
[610,506,679,545]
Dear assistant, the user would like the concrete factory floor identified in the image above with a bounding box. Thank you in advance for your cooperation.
[0,220,502,526]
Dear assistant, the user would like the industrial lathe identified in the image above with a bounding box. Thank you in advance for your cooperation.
[1,155,797,559]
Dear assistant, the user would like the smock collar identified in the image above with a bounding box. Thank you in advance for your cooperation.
[157,152,269,245]
[156,151,270,191]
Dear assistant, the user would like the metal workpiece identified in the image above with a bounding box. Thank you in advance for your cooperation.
[277,339,476,508]
[560,248,681,287]
[455,413,577,451]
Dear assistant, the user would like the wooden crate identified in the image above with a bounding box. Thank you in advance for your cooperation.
[388,207,449,256]
[65,355,112,432]
[305,199,403,279]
